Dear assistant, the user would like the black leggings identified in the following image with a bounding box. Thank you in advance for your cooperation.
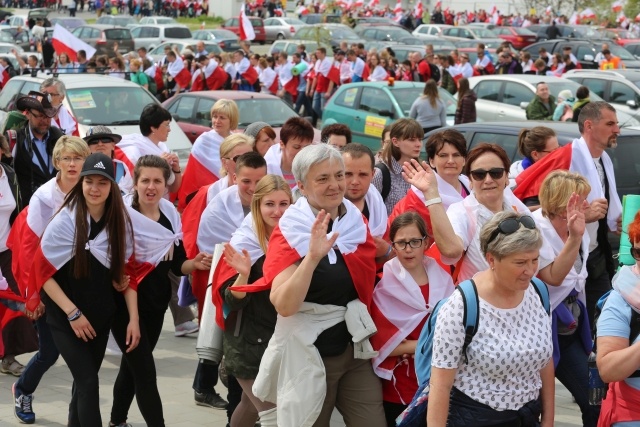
[110,307,166,426]
[49,323,110,427]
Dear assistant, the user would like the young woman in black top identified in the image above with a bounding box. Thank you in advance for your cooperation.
[109,155,212,427]
[38,152,139,427]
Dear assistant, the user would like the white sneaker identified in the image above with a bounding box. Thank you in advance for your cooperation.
[175,320,199,337]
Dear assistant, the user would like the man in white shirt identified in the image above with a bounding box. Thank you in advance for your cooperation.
[347,49,365,82]
[277,51,295,107]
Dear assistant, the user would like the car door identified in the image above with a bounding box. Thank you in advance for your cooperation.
[355,86,394,149]
[263,18,275,41]
[472,80,504,121]
[501,81,532,120]
[609,80,640,123]
[166,95,201,143]
[580,77,608,99]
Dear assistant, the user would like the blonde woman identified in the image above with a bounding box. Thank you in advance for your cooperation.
[129,58,149,90]
[409,79,446,134]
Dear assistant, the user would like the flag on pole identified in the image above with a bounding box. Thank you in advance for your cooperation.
[367,0,379,8]
[414,1,423,18]
[569,11,580,25]
[612,1,623,12]
[435,0,441,8]
[393,0,402,14]
[239,7,255,41]
[580,8,596,19]
[52,24,96,63]
[545,5,552,15]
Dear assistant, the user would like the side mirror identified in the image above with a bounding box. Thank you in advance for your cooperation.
[627,99,638,109]
[583,54,594,62]
[520,102,529,109]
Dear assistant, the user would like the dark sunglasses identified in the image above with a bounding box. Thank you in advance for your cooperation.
[469,167,505,181]
[223,154,241,162]
[631,245,640,261]
[87,138,115,145]
[486,216,536,246]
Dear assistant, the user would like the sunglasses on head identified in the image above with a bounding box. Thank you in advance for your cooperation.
[486,216,536,246]
[631,245,640,261]
[469,167,505,181]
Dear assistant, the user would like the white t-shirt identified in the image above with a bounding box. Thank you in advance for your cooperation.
[432,285,553,410]
[0,169,15,250]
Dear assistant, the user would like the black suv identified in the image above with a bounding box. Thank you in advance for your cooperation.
[522,40,640,69]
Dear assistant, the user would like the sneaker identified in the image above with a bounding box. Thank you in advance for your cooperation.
[2,359,25,377]
[194,391,228,409]
[109,423,132,427]
[12,383,35,424]
[175,320,199,337]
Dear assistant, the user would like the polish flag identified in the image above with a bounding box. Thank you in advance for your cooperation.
[51,105,78,136]
[636,12,640,21]
[435,0,441,8]
[393,0,402,14]
[115,133,171,174]
[177,129,223,212]
[0,63,10,88]
[569,11,580,24]
[190,68,205,92]
[295,5,308,15]
[204,61,228,91]
[367,0,379,8]
[239,7,255,41]
[167,56,192,89]
[612,1,623,12]
[370,256,454,380]
[262,197,377,309]
[51,24,96,63]
[580,8,596,19]
[414,1,423,18]
[354,0,364,7]
[545,5,552,15]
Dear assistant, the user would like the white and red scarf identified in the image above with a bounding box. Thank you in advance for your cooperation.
[167,56,192,88]
[115,133,170,173]
[370,255,454,380]
[364,184,387,238]
[196,185,245,254]
[51,105,79,136]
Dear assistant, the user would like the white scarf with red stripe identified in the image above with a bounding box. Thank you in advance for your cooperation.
[364,185,387,238]
[370,256,454,380]
[264,143,284,177]
[51,105,78,136]
[115,133,170,173]
[178,130,223,211]
[196,185,245,253]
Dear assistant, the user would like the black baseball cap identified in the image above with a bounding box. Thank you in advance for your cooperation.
[80,153,115,182]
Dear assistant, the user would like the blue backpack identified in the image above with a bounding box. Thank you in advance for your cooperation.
[397,278,550,427]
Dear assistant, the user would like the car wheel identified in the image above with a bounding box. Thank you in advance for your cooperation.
[277,33,284,40]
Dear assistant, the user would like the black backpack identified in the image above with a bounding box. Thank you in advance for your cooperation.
[428,63,440,82]
[375,162,391,201]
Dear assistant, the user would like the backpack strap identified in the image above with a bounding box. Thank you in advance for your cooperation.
[530,277,551,315]
[457,279,480,364]
[375,162,391,201]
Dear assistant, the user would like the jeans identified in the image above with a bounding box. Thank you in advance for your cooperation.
[312,92,325,120]
[295,91,312,117]
[555,333,598,427]
[192,360,219,394]
[15,314,59,395]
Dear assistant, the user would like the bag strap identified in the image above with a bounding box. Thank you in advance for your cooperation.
[530,277,550,315]
[457,279,480,364]
[375,162,391,201]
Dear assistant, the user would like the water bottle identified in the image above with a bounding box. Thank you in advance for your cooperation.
[588,351,606,406]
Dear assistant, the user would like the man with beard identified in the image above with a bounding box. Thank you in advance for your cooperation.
[514,101,622,330]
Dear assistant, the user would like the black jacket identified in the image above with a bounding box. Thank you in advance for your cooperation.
[4,125,63,205]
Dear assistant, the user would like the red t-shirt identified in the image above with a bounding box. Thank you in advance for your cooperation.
[417,60,431,81]
[381,284,430,404]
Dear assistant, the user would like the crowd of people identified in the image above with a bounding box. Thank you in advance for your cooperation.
[0,67,636,426]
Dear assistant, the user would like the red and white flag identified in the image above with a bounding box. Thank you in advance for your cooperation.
[569,11,580,24]
[636,12,640,22]
[295,5,308,15]
[353,0,364,7]
[239,7,256,41]
[393,0,402,14]
[0,63,10,88]
[435,0,441,8]
[167,56,192,88]
[197,185,245,254]
[545,5,552,15]
[177,129,223,212]
[366,0,379,8]
[51,105,78,136]
[115,133,170,174]
[414,1,423,18]
[262,197,377,308]
[612,1,623,12]
[51,24,96,63]
[580,8,596,19]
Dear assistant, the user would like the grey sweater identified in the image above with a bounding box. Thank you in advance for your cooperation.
[409,96,447,129]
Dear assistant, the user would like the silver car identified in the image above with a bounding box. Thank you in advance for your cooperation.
[263,17,307,41]
[129,24,192,51]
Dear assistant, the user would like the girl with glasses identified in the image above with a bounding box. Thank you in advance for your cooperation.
[370,212,455,426]
[402,143,581,287]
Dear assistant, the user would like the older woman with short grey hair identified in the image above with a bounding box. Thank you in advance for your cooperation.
[427,210,555,427]
[257,144,386,427]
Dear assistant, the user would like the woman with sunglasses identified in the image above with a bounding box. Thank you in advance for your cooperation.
[428,211,554,426]
[534,171,596,427]
[508,126,559,189]
[370,212,455,426]
[178,99,239,212]
[596,210,640,425]
[402,143,581,287]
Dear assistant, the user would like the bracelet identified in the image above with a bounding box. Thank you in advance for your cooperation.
[172,168,181,174]
[67,308,82,322]
[424,197,442,207]
[385,244,393,257]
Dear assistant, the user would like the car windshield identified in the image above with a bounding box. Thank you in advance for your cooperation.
[67,86,158,126]
[514,27,535,35]
[390,87,457,117]
[213,29,236,38]
[574,27,600,38]
[546,81,604,102]
[235,98,299,127]
[284,18,305,25]
[155,18,175,24]
[330,27,360,40]
[386,28,411,39]
[609,45,636,60]
[474,28,498,38]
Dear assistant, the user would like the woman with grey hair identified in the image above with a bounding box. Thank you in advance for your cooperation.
[39,77,77,136]
[254,144,386,427]
[427,211,555,426]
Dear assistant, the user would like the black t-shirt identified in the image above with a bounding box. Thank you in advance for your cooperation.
[45,216,117,332]
[305,250,358,357]
[135,211,187,313]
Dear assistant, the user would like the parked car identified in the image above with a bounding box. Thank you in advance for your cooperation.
[191,29,240,52]
[625,42,640,59]
[522,39,640,69]
[0,28,29,51]
[221,16,266,45]
[424,121,640,201]
[298,13,341,25]
[263,17,306,41]
[467,74,640,126]
[492,26,537,49]
[597,28,640,47]
[148,40,222,58]
[0,43,22,54]
[412,24,453,38]
[440,26,503,46]
[355,24,414,43]
[295,23,364,53]
[71,25,134,56]
[322,81,457,151]
[95,15,138,27]
[163,91,320,144]
[563,69,640,124]
[0,74,192,168]
[268,39,331,57]
[49,17,86,31]
[6,9,50,29]
[138,17,176,25]
[526,24,604,41]
[129,24,192,51]
[352,17,400,27]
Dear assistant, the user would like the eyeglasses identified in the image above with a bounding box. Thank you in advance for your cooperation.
[58,156,85,164]
[631,246,640,261]
[88,139,115,145]
[486,216,536,247]
[469,167,505,181]
[46,92,62,98]
[223,154,241,163]
[392,236,426,251]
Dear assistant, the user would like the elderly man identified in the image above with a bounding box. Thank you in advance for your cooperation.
[39,77,78,136]
[526,82,556,120]
[195,40,208,57]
